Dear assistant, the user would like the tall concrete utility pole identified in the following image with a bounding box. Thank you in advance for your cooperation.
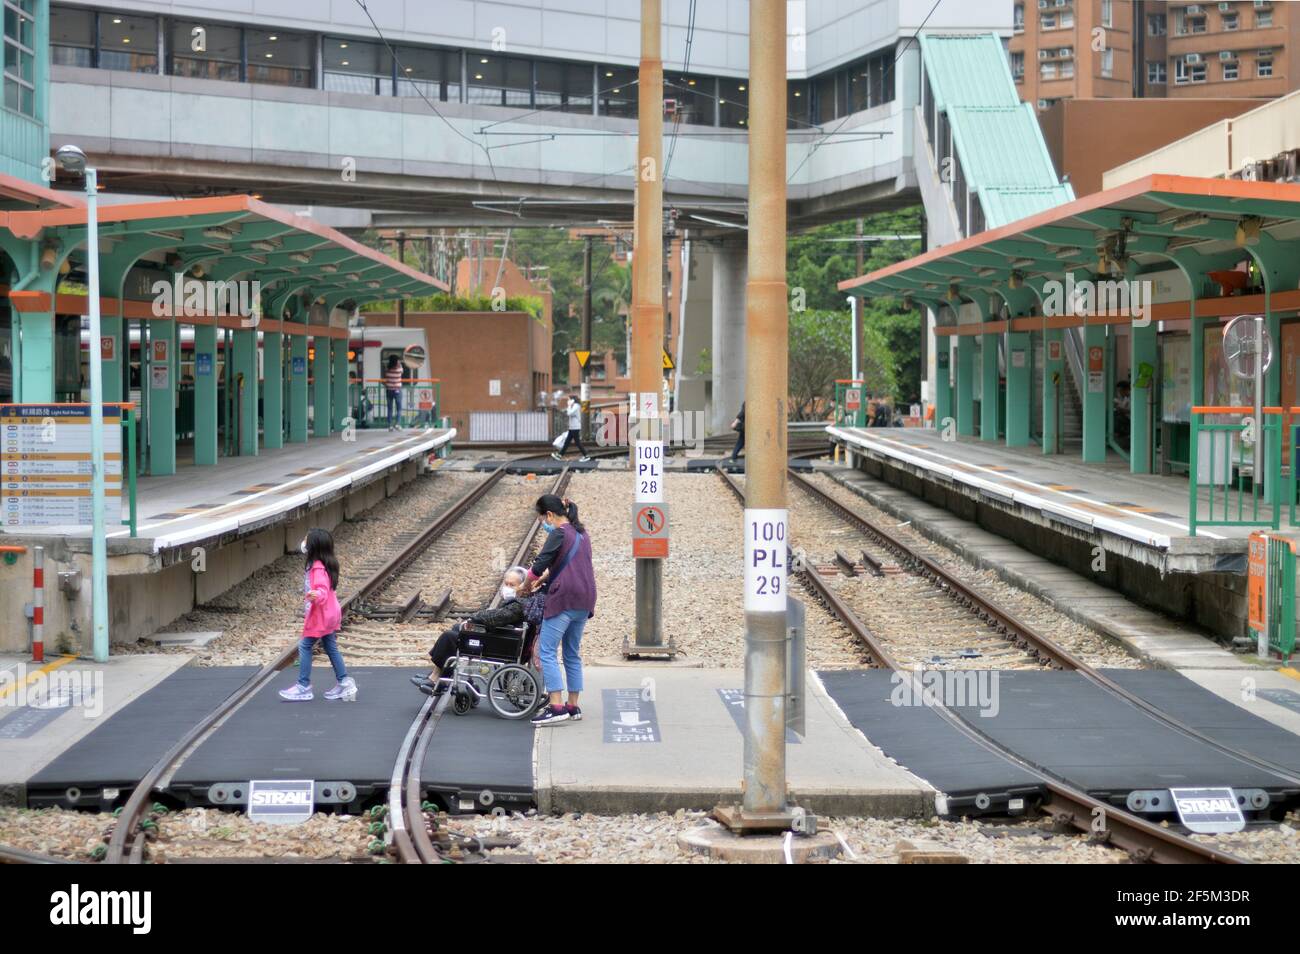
[581,234,593,441]
[629,0,667,652]
[728,0,792,826]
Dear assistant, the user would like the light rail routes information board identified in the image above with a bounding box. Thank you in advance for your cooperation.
[1,404,123,528]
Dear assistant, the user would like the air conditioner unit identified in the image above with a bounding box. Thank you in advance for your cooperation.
[1038,0,1048,8]
[1219,50,1236,60]
[1060,48,1073,58]
[1187,4,1202,13]
[1219,1,1232,10]
[1186,52,1203,64]
[1055,0,1066,6]
[1039,49,1051,59]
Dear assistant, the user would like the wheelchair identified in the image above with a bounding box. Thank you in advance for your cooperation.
[439,620,544,720]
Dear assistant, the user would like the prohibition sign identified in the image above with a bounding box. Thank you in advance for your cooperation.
[637,505,665,535]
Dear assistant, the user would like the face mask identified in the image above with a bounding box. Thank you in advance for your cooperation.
[501,585,517,601]
[299,540,307,555]
[542,519,555,532]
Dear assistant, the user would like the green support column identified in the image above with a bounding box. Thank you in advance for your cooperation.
[17,308,55,402]
[289,332,308,443]
[312,336,332,438]
[100,314,122,404]
[263,331,283,450]
[1005,330,1030,447]
[1130,320,1157,474]
[332,338,349,429]
[1082,322,1107,463]
[955,335,975,436]
[980,332,999,441]
[934,339,952,430]
[232,328,259,456]
[1042,327,1062,455]
[148,321,178,476]
[193,324,218,466]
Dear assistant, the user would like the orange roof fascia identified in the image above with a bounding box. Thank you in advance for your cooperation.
[840,174,1300,292]
[0,171,84,210]
[5,194,447,291]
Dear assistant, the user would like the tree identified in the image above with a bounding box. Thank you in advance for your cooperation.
[788,309,897,421]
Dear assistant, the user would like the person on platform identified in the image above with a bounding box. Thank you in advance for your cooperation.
[1114,380,1132,443]
[384,353,404,431]
[410,567,533,698]
[728,402,746,461]
[526,495,597,726]
[280,528,356,702]
[552,392,591,462]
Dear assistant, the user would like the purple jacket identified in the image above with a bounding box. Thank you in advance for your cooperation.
[528,523,597,620]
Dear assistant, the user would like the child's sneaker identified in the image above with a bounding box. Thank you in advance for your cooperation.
[550,452,563,461]
[279,684,313,702]
[531,704,570,726]
[566,704,582,721]
[324,676,357,701]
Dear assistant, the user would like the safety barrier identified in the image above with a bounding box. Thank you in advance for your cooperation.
[348,379,440,430]
[1268,535,1296,660]
[1188,406,1284,535]
[833,379,867,428]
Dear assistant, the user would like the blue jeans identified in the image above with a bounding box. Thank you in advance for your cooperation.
[298,633,347,687]
[538,608,587,694]
[386,388,401,425]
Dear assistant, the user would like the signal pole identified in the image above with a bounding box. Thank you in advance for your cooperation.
[630,0,666,652]
[581,234,593,442]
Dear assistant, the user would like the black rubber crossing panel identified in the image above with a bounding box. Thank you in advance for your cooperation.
[1103,668,1300,777]
[819,669,1300,803]
[421,702,535,813]
[26,666,258,808]
[818,669,1041,805]
[168,667,425,805]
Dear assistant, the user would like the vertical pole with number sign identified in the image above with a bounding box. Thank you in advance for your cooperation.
[735,0,790,823]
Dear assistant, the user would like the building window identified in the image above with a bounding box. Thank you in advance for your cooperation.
[247,30,314,88]
[1101,0,1112,27]
[1011,51,1024,80]
[1257,10,1273,28]
[1258,56,1273,77]
[1040,61,1057,80]
[1100,49,1113,77]
[787,80,807,128]
[1061,11,1074,27]
[1190,14,1207,33]
[1041,13,1057,29]
[666,72,713,125]
[598,65,636,118]
[324,37,392,95]
[1061,60,1074,78]
[719,77,748,126]
[51,4,94,68]
[812,71,837,123]
[1223,13,1238,31]
[1148,13,1166,35]
[168,21,241,82]
[468,54,532,107]
[1174,58,1207,83]
[1014,4,1024,32]
[1223,60,1239,81]
[395,45,459,102]
[1147,60,1167,84]
[93,10,159,73]
[535,59,592,113]
[2,0,35,115]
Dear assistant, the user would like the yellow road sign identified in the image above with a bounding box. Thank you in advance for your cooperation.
[662,349,675,370]
[575,350,592,368]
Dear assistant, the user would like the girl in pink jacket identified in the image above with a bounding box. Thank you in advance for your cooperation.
[280,528,356,702]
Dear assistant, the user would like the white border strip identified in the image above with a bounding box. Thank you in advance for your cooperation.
[827,426,1196,549]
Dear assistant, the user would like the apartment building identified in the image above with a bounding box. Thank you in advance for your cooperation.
[1012,0,1294,109]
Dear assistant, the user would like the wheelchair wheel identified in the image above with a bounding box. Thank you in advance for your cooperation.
[487,665,541,720]
[452,691,473,716]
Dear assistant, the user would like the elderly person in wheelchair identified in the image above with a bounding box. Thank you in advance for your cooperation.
[409,566,543,719]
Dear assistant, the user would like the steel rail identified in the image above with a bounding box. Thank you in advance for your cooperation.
[107,460,530,864]
[715,465,1242,864]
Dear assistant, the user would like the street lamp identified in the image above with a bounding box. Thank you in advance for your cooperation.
[56,144,109,663]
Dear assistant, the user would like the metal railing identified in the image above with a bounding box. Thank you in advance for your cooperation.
[348,379,441,430]
[1188,405,1284,535]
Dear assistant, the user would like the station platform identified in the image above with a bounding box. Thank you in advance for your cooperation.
[0,427,454,652]
[828,425,1252,641]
